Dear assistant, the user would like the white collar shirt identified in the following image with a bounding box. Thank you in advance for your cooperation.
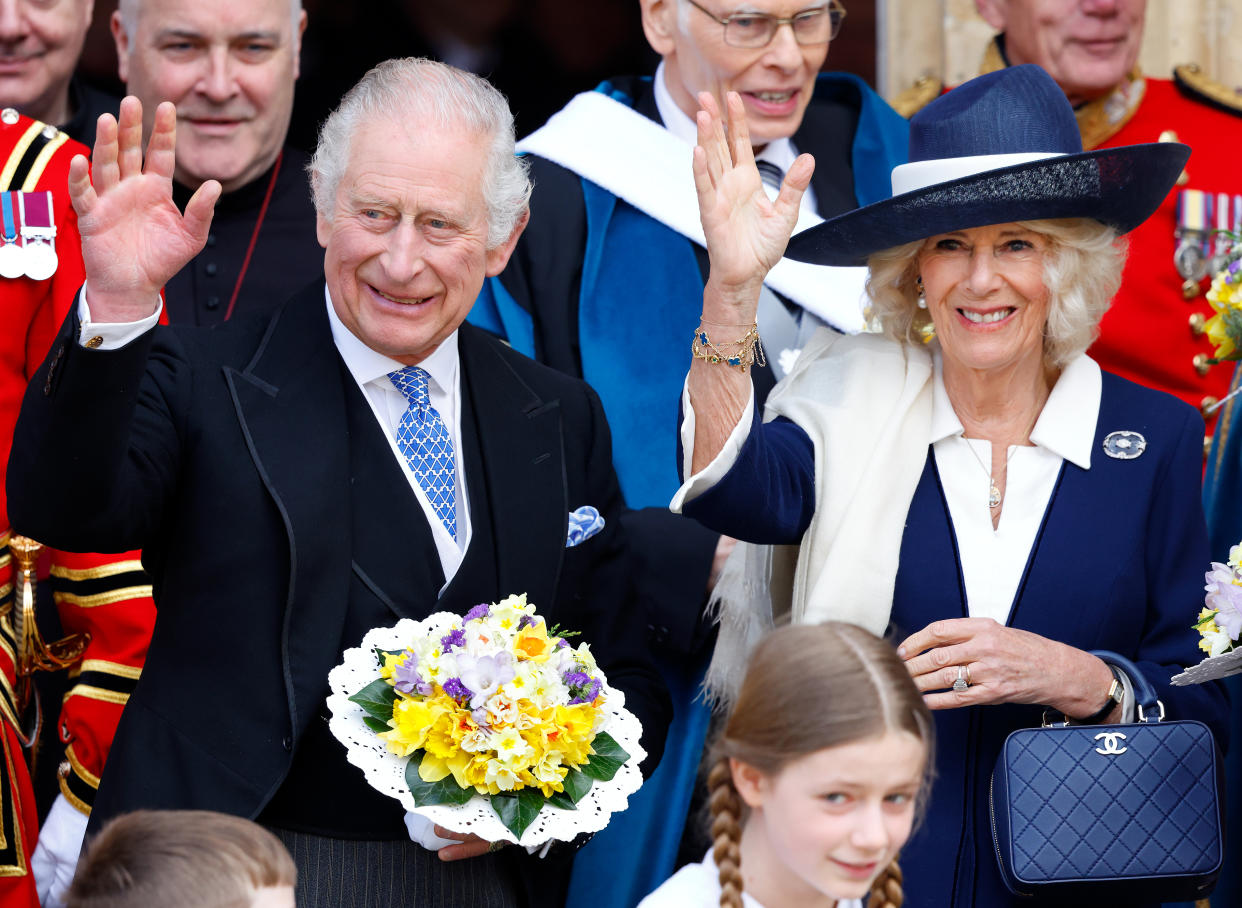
[929,348,1099,625]
[653,60,818,213]
[325,287,471,587]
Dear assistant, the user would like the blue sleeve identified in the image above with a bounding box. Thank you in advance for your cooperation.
[1138,405,1231,749]
[1204,370,1242,561]
[845,75,909,207]
[680,410,817,545]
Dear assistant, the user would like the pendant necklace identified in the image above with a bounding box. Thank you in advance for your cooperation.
[963,438,1016,509]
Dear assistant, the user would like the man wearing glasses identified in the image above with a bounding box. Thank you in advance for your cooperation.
[466,3,907,907]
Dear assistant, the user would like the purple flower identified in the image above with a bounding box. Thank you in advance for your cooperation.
[562,670,590,689]
[455,651,516,709]
[393,655,431,696]
[440,627,466,652]
[464,603,491,622]
[442,677,473,702]
[471,707,492,730]
[1206,563,1242,640]
[517,615,536,631]
[563,670,601,704]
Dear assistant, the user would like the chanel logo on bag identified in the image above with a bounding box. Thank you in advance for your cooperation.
[1093,731,1128,755]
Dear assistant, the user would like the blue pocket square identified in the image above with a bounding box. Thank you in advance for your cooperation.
[566,506,605,547]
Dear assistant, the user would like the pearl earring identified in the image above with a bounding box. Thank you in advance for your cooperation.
[916,275,927,309]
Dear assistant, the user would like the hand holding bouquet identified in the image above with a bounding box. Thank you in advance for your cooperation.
[327,594,645,844]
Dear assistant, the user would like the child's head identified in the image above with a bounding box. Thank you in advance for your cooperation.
[66,810,297,908]
[709,622,933,908]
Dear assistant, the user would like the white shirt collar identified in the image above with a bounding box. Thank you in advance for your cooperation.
[652,60,801,174]
[323,285,459,397]
[928,347,1100,470]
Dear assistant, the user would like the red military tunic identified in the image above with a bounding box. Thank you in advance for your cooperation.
[0,108,155,902]
[1089,70,1242,443]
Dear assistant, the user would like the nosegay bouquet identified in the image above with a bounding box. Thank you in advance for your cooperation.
[1174,541,1242,686]
[326,594,644,845]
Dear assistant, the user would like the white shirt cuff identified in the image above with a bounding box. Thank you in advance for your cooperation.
[77,285,162,349]
[669,378,755,512]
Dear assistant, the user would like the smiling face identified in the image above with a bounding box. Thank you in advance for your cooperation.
[734,730,925,904]
[0,0,93,123]
[917,223,1052,378]
[641,0,829,147]
[975,0,1145,105]
[318,115,524,366]
[111,0,305,193]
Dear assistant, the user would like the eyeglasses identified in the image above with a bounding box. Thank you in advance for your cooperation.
[684,0,846,48]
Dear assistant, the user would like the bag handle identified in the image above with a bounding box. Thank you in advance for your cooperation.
[1090,650,1162,721]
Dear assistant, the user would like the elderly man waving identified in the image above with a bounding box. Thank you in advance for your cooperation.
[7,58,669,908]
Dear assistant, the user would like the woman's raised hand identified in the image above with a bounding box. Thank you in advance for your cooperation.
[692,90,813,316]
[68,96,220,322]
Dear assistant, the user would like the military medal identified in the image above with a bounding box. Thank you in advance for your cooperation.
[0,192,23,280]
[1176,190,1210,295]
[19,191,56,281]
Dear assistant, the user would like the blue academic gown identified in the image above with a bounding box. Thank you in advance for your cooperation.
[685,370,1230,908]
[468,74,908,908]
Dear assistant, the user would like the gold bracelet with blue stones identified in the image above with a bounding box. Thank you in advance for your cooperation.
[691,320,765,372]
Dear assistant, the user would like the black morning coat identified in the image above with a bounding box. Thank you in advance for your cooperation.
[7,281,672,906]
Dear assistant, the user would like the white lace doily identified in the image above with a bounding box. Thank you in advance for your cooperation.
[1171,648,1242,685]
[326,615,647,847]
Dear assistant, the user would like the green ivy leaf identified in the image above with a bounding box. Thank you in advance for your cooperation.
[349,679,397,722]
[362,716,390,734]
[490,788,548,839]
[579,732,629,782]
[405,754,476,807]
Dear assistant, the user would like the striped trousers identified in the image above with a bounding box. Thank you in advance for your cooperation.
[268,827,522,908]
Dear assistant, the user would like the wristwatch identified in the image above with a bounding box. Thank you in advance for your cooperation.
[1081,665,1125,724]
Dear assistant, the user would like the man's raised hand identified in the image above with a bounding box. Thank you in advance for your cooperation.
[67,96,220,322]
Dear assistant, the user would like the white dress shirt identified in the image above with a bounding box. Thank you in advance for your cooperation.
[77,286,473,587]
[676,347,1102,625]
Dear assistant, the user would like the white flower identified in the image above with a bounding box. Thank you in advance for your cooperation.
[493,728,533,767]
[1230,543,1242,569]
[1207,628,1235,657]
[484,692,518,728]
[778,347,801,375]
[460,727,493,753]
[572,642,598,674]
[485,759,521,792]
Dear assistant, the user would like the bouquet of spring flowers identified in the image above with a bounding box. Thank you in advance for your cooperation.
[1204,242,1242,363]
[1173,543,1242,685]
[326,594,645,845]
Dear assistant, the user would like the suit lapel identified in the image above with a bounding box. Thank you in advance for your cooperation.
[223,284,353,741]
[457,326,566,610]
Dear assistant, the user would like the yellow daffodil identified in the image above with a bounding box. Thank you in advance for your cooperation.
[514,621,555,663]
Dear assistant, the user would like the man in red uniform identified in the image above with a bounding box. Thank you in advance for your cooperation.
[0,108,155,907]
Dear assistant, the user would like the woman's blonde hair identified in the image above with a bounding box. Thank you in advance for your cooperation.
[708,623,934,908]
[865,218,1125,368]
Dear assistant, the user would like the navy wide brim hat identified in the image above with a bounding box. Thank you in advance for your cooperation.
[785,64,1190,267]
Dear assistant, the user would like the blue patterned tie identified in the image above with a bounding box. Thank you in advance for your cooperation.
[388,366,457,540]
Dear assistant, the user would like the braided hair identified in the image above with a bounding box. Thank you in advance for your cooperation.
[707,622,933,908]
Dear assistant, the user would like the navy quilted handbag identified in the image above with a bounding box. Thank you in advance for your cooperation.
[989,651,1225,902]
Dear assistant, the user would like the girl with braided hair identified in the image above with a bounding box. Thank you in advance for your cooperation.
[639,623,933,908]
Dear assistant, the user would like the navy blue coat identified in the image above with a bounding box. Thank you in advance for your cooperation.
[684,370,1229,908]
